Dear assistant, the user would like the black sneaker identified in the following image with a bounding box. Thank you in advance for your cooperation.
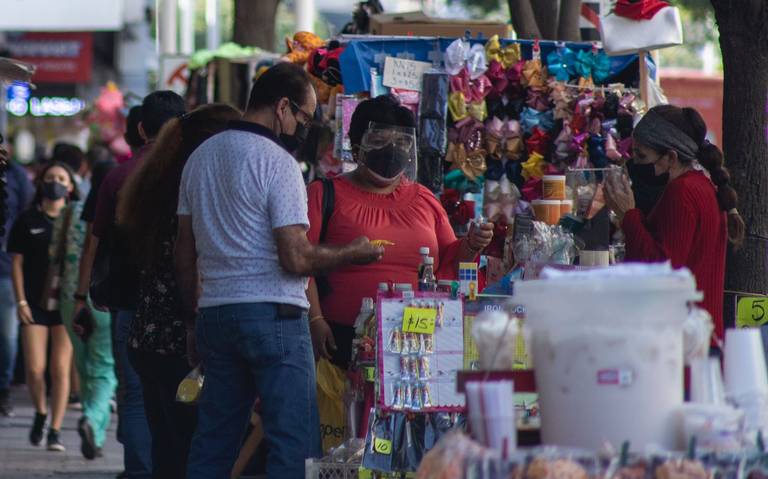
[0,389,14,417]
[47,429,65,452]
[68,393,82,411]
[29,412,46,446]
[78,417,99,460]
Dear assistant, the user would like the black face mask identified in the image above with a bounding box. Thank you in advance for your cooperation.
[362,144,410,179]
[41,181,68,201]
[627,161,668,215]
[279,121,309,153]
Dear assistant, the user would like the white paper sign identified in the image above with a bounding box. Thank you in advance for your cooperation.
[382,57,432,92]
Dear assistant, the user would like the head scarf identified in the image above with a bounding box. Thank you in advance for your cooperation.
[633,108,699,159]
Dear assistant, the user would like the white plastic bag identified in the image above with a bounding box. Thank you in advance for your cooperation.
[600,7,683,56]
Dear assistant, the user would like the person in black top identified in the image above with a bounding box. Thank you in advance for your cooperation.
[8,162,79,452]
[117,103,241,479]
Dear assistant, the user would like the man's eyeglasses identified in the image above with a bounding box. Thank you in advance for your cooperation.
[289,100,313,127]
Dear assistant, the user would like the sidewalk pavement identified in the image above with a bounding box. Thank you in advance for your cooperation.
[0,385,123,479]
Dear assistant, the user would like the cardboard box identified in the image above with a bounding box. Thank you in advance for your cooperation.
[370,12,508,38]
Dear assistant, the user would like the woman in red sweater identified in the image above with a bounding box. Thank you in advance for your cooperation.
[605,105,745,341]
[306,95,494,367]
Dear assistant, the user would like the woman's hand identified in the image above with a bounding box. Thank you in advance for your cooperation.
[17,303,33,325]
[604,173,636,223]
[466,221,495,254]
[310,317,336,361]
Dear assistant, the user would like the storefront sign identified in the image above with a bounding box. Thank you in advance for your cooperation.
[6,32,93,84]
[6,82,85,117]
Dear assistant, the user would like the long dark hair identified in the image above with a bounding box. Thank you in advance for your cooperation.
[648,105,745,247]
[117,103,241,266]
[33,161,80,206]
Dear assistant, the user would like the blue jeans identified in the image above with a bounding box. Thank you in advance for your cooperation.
[0,277,18,392]
[188,303,321,479]
[115,310,152,478]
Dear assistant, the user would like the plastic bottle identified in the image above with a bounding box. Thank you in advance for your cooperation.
[353,297,375,336]
[417,247,430,277]
[418,257,436,292]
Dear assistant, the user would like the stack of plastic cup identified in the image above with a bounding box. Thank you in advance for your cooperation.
[690,356,726,405]
[724,329,768,434]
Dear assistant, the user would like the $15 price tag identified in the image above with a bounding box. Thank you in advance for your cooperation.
[402,307,437,334]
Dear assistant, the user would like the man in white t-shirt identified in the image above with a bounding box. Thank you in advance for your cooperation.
[175,62,383,479]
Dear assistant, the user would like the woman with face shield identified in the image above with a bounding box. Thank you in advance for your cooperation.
[604,105,745,343]
[306,95,494,369]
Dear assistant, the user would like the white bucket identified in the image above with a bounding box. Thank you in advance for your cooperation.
[514,268,700,450]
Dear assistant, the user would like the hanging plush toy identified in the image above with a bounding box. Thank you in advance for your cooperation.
[87,82,130,160]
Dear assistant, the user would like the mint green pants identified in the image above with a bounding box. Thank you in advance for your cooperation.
[61,299,117,447]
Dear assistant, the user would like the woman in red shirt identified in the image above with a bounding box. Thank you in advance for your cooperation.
[307,95,494,366]
[605,105,745,341]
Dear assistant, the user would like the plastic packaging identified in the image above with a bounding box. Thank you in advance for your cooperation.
[471,310,520,370]
[176,366,204,404]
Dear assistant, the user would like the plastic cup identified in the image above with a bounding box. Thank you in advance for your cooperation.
[560,200,573,217]
[580,250,610,267]
[724,328,768,397]
[543,175,566,200]
[531,199,561,225]
[690,356,726,405]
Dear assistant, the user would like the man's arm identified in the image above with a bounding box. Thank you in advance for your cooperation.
[273,225,383,277]
[174,214,198,328]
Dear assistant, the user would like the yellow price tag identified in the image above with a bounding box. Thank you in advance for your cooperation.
[363,366,376,382]
[373,437,392,455]
[358,468,373,479]
[402,307,437,334]
[737,296,768,328]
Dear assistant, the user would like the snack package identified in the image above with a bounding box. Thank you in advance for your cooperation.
[524,447,603,479]
[176,366,204,404]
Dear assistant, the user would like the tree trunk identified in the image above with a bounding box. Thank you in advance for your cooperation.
[507,0,542,39]
[557,0,582,41]
[233,0,281,51]
[531,0,559,40]
[711,0,768,327]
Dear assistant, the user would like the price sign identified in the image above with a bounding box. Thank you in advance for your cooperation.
[363,367,376,382]
[402,307,437,334]
[373,437,392,455]
[382,57,432,91]
[736,296,768,328]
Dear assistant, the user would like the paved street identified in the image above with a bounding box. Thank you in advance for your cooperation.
[0,386,123,479]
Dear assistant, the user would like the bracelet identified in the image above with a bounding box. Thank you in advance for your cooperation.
[73,293,87,301]
[17,300,28,307]
[310,315,325,324]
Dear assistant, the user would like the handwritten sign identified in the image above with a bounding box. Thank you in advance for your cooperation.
[737,297,768,328]
[402,307,437,334]
[373,437,392,455]
[382,57,432,92]
[364,367,376,382]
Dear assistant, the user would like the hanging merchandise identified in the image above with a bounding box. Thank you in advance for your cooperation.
[600,1,684,56]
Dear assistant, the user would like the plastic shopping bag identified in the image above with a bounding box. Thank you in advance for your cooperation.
[176,366,204,404]
[317,358,347,454]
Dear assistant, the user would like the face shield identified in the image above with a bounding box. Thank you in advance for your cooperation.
[358,122,418,182]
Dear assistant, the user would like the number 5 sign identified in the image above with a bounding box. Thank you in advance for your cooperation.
[736,296,768,328]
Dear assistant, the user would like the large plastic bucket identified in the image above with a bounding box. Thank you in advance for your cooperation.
[514,269,700,450]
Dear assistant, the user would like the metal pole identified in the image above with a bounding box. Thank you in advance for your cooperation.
[158,0,178,55]
[206,0,220,50]
[179,0,195,54]
[295,0,315,33]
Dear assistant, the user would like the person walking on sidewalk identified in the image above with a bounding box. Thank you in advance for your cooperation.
[56,154,118,460]
[0,143,34,417]
[9,162,79,452]
[176,62,384,479]
[74,91,186,478]
[118,103,241,479]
